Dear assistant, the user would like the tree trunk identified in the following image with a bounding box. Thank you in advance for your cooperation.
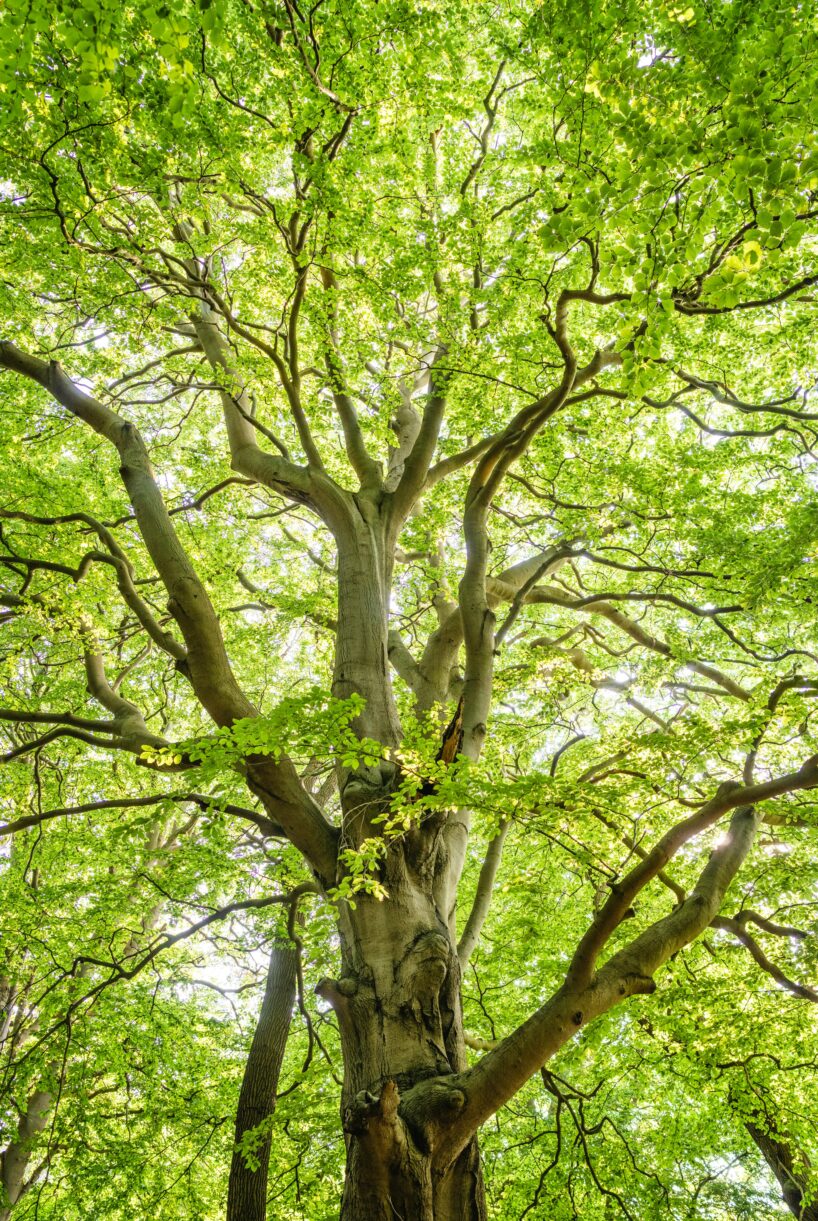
[746,1121,818,1221]
[0,1087,52,1220]
[324,505,488,1217]
[320,846,487,1221]
[226,944,297,1221]
[340,1118,484,1221]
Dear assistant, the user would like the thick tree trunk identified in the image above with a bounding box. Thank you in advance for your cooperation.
[226,945,297,1221]
[340,1118,484,1221]
[324,504,487,1217]
[320,847,487,1221]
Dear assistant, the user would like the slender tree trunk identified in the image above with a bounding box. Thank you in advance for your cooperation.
[226,945,297,1221]
[746,1120,818,1221]
[0,1087,52,1220]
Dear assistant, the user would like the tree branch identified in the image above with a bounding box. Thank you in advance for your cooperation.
[0,340,339,880]
[711,915,818,1002]
[0,791,284,840]
[457,820,510,968]
[318,266,382,490]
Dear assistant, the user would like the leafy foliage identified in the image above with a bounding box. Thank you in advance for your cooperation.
[1,0,818,1216]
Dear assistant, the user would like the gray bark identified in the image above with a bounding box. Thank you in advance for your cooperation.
[334,510,402,750]
[321,854,487,1221]
[227,945,297,1221]
[0,1087,52,1220]
[746,1121,818,1220]
[457,821,509,970]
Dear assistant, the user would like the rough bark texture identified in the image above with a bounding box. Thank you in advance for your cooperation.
[226,945,297,1221]
[319,500,491,1219]
[323,857,487,1221]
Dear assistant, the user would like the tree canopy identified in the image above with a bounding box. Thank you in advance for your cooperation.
[1,0,817,1217]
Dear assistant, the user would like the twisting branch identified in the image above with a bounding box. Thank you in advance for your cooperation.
[0,341,251,722]
[1,726,135,764]
[9,886,320,1076]
[191,298,324,486]
[711,915,818,1002]
[0,509,186,659]
[389,345,451,527]
[0,792,283,839]
[527,586,750,701]
[457,296,622,764]
[565,760,818,992]
[280,0,356,114]
[0,340,339,880]
[744,677,818,783]
[673,368,818,422]
[674,271,818,316]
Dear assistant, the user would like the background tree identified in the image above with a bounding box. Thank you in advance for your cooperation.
[1,0,818,1217]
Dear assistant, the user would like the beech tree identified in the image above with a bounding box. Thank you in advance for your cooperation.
[1,0,818,1217]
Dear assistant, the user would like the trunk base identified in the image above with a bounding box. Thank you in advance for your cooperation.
[339,1080,486,1221]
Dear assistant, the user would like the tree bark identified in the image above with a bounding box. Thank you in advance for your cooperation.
[0,1087,52,1220]
[745,1120,818,1221]
[320,844,488,1221]
[322,494,492,1216]
[333,506,401,750]
[226,945,297,1221]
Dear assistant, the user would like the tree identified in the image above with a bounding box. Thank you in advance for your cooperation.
[1,0,818,1216]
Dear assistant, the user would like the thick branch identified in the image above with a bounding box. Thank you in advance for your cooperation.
[0,341,338,878]
[440,802,765,1157]
[190,302,325,497]
[389,346,450,527]
[565,760,818,991]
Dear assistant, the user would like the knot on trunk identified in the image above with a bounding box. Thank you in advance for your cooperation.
[397,931,450,1030]
[399,1076,468,1153]
[619,972,657,997]
[340,760,399,823]
[316,974,358,1008]
[344,1079,401,1139]
[340,1079,443,1219]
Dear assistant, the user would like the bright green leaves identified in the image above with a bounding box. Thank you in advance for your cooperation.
[234,1113,275,1173]
[141,690,382,779]
[1,0,818,1215]
[331,838,389,904]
